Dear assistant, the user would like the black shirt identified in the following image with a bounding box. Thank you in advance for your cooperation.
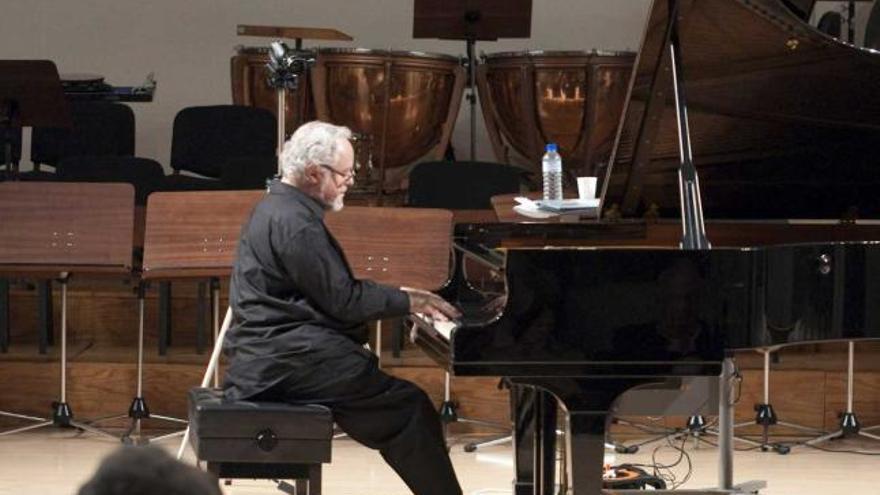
[223,181,410,400]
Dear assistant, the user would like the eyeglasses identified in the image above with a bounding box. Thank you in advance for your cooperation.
[319,164,355,183]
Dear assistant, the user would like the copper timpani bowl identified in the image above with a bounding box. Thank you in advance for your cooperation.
[310,48,465,189]
[231,46,316,135]
[476,49,635,179]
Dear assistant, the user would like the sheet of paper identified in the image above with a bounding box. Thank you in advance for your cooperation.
[414,313,457,341]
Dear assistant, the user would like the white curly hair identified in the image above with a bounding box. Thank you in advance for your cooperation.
[280,121,352,181]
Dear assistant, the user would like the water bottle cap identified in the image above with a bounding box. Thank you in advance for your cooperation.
[545,143,558,152]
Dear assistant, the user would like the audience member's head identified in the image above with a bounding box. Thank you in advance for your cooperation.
[76,446,221,495]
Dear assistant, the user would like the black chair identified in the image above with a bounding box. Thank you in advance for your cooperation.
[57,156,165,206]
[817,11,842,38]
[867,0,880,50]
[163,105,276,191]
[0,125,21,180]
[27,101,135,178]
[159,106,276,348]
[220,155,277,190]
[407,160,527,209]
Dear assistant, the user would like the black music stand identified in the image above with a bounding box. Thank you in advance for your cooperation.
[0,60,72,177]
[413,0,531,161]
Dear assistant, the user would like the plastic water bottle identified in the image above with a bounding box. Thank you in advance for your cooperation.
[542,143,563,202]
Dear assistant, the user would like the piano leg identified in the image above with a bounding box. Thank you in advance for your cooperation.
[512,385,534,495]
[535,390,557,495]
[566,412,607,495]
[512,385,557,495]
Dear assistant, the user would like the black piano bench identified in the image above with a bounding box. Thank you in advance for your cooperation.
[187,387,333,495]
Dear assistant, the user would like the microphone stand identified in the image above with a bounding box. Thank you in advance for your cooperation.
[266,41,314,176]
[463,9,480,162]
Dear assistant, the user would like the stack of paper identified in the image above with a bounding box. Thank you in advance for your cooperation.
[513,197,599,218]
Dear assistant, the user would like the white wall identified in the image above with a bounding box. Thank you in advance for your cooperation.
[813,1,875,44]
[4,1,872,171]
[1,0,652,170]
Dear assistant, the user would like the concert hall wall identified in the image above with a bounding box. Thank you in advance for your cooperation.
[1,0,651,172]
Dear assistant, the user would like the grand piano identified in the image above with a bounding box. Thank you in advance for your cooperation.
[412,1,880,494]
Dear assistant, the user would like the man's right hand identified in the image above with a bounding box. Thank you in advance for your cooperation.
[401,287,461,322]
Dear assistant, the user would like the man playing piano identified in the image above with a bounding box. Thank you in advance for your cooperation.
[222,121,463,495]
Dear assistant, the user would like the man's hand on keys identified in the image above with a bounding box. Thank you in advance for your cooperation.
[401,287,461,322]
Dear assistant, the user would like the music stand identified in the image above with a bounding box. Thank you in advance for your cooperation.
[413,0,531,161]
[0,62,71,360]
[325,206,453,363]
[113,190,264,444]
[0,60,71,177]
[0,182,133,440]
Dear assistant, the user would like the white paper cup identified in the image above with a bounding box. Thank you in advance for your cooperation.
[577,176,597,199]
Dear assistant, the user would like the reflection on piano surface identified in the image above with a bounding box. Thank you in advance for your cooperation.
[411,1,880,494]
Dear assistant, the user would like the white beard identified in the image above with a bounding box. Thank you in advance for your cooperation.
[330,194,345,212]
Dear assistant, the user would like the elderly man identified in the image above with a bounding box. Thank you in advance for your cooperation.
[223,121,462,495]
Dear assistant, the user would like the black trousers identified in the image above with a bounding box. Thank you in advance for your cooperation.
[255,348,462,495]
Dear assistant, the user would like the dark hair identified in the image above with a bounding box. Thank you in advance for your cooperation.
[77,446,221,495]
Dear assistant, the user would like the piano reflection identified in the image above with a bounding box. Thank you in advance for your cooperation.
[411,1,880,494]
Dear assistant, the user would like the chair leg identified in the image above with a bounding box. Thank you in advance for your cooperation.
[197,281,208,354]
[176,306,234,460]
[0,278,8,353]
[307,464,321,495]
[211,278,220,386]
[38,279,53,354]
[158,281,172,355]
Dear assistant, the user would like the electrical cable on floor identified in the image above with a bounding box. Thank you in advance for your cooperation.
[618,433,694,489]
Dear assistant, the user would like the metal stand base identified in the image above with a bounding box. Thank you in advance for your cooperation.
[0,411,52,436]
[439,373,511,452]
[618,414,756,453]
[88,396,188,444]
[805,412,880,445]
[0,401,118,440]
[733,348,824,454]
[732,402,820,454]
[89,284,188,444]
[802,341,880,447]
[0,276,116,441]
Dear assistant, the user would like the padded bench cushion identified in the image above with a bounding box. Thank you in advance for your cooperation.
[188,387,333,464]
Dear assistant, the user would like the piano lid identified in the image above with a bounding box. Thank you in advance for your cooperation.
[601,0,880,221]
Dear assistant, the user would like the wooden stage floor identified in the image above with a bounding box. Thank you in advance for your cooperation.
[0,430,878,494]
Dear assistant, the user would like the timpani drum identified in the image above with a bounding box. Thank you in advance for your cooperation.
[310,48,465,190]
[476,50,635,179]
[231,46,316,135]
